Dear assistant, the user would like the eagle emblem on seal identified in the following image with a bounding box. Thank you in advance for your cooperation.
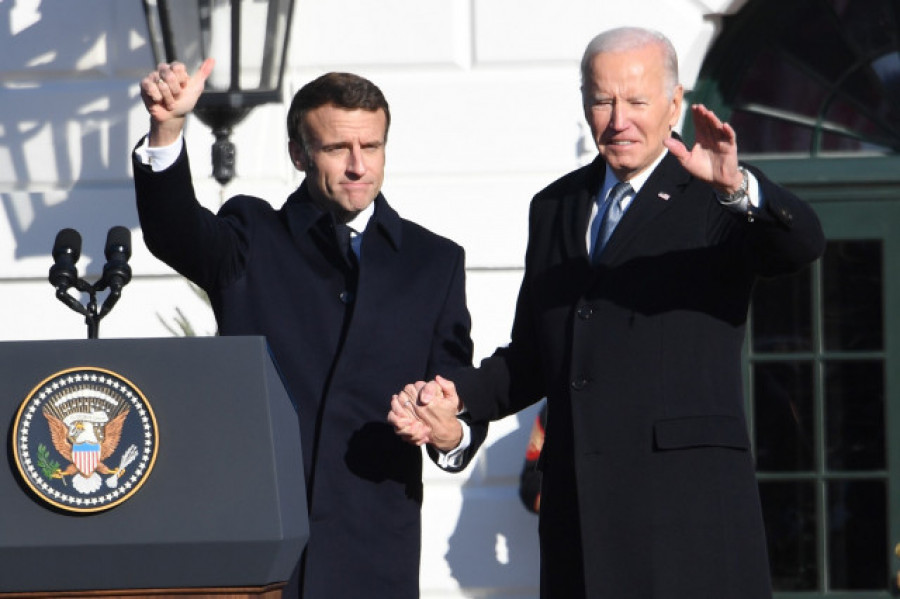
[43,402,138,494]
[12,367,158,512]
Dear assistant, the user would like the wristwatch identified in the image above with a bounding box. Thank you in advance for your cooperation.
[721,166,749,204]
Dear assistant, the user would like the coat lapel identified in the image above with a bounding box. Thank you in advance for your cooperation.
[595,152,691,264]
[562,157,606,262]
[345,195,402,323]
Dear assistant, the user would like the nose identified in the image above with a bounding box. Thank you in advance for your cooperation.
[608,101,629,131]
[347,143,366,176]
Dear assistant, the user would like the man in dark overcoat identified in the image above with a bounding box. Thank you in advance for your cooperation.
[133,61,486,599]
[394,27,825,598]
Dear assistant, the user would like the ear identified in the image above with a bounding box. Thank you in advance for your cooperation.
[580,86,592,123]
[669,84,684,128]
[288,140,308,172]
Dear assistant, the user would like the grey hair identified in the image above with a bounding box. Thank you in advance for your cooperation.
[580,27,679,100]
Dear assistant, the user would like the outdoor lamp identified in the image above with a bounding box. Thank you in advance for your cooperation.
[142,0,295,185]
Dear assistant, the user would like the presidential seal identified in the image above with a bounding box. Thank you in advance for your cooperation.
[12,367,158,513]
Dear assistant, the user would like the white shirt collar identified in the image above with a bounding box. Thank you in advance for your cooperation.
[345,200,375,235]
[600,148,668,200]
[586,149,668,254]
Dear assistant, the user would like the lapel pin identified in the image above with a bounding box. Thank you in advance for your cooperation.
[657,192,670,201]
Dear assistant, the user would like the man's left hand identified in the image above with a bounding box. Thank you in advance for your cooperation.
[664,103,744,196]
[389,382,432,446]
[387,377,463,452]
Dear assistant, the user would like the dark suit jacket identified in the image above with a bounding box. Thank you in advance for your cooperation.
[132,144,486,599]
[453,152,825,599]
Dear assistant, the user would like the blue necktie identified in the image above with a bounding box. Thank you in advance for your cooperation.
[335,222,358,268]
[592,181,632,263]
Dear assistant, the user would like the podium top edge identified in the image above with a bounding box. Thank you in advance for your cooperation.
[0,336,269,347]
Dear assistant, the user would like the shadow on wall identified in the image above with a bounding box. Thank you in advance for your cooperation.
[0,3,148,273]
[446,405,542,598]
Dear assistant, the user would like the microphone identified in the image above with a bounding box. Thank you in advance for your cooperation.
[97,227,132,319]
[49,228,82,290]
[99,226,132,292]
[48,226,134,338]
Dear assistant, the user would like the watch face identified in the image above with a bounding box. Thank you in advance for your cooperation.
[723,168,749,202]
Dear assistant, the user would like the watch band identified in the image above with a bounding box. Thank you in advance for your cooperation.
[721,166,749,204]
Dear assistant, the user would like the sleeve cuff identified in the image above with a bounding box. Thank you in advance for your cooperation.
[135,133,184,172]
[717,169,763,216]
[433,419,472,469]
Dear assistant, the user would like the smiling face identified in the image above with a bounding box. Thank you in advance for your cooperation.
[583,42,683,181]
[289,104,387,218]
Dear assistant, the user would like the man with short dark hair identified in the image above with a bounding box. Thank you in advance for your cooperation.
[133,60,485,599]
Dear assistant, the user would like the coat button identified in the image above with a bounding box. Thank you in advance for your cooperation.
[577,305,594,320]
[779,207,793,224]
[339,290,355,304]
[571,376,588,391]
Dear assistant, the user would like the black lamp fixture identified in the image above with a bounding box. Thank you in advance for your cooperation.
[142,0,295,185]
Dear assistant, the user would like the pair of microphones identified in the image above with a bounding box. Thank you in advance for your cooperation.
[49,226,133,338]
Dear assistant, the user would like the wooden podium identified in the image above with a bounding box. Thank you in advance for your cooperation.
[0,337,308,598]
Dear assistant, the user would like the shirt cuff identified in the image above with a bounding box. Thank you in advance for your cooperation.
[433,418,472,469]
[135,133,184,172]
[718,170,764,216]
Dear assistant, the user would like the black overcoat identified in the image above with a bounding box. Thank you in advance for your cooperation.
[454,152,825,599]
[133,145,485,599]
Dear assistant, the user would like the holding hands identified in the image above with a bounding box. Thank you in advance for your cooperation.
[388,376,463,452]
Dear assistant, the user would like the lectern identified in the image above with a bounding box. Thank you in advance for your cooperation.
[0,336,308,598]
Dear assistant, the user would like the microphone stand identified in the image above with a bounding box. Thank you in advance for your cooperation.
[50,227,132,340]
[53,269,123,339]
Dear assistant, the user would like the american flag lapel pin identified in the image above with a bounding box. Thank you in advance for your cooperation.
[657,191,671,201]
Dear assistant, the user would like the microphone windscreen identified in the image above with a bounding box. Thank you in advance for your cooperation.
[52,228,82,262]
[105,226,132,260]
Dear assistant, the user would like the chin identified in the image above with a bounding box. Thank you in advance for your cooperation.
[601,157,630,172]
[601,148,632,164]
[350,198,377,212]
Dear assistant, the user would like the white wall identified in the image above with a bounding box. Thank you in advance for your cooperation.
[0,1,745,596]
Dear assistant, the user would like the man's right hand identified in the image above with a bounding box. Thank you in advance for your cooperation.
[388,376,465,452]
[140,58,215,146]
[414,375,464,451]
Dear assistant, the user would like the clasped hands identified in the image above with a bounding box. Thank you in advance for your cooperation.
[388,375,462,452]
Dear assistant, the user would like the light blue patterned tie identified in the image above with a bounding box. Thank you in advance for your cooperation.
[592,181,633,263]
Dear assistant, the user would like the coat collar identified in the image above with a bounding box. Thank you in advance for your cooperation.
[562,155,605,261]
[282,181,403,251]
[565,148,692,265]
[597,151,691,263]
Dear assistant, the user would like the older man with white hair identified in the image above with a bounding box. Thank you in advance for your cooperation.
[394,26,825,598]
